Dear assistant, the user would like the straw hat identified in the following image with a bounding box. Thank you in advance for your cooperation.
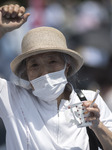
[10,26,83,80]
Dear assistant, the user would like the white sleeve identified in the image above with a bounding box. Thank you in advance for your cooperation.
[82,90,112,131]
[0,78,6,92]
[0,78,8,118]
[0,78,14,119]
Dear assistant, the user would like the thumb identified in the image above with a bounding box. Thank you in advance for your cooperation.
[17,13,30,28]
[22,13,30,23]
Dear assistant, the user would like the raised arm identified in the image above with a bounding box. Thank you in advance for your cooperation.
[0,4,30,38]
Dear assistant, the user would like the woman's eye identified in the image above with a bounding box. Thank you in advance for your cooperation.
[49,60,56,64]
[31,64,38,67]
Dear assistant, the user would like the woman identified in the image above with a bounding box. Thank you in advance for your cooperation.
[0,4,112,150]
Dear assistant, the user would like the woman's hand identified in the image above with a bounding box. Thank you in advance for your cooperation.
[83,101,112,150]
[83,101,100,128]
[0,4,30,37]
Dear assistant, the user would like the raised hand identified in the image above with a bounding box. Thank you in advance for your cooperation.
[0,4,30,37]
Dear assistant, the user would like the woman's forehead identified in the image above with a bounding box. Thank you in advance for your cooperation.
[26,52,62,62]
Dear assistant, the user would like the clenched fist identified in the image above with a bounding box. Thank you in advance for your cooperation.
[0,4,30,37]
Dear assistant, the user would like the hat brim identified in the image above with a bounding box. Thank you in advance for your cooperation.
[10,47,83,80]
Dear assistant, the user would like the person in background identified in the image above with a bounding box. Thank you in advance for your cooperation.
[0,4,112,150]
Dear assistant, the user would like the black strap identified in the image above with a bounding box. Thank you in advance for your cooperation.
[75,89,104,150]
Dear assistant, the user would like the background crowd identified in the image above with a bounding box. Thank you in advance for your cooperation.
[0,0,112,149]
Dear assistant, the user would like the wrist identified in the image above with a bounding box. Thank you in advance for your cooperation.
[0,28,6,38]
[90,121,102,131]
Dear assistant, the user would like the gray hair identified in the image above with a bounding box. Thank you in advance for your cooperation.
[61,53,76,78]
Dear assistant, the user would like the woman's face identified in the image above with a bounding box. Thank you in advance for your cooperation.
[26,52,67,81]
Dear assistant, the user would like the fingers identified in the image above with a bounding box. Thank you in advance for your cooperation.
[0,11,2,25]
[1,4,26,19]
[87,106,100,115]
[18,6,25,17]
[85,111,100,121]
[84,102,100,118]
[83,101,100,127]
[83,101,99,108]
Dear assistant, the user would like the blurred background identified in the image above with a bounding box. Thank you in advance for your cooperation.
[0,0,112,149]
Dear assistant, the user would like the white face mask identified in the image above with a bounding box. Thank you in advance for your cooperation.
[30,67,67,102]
